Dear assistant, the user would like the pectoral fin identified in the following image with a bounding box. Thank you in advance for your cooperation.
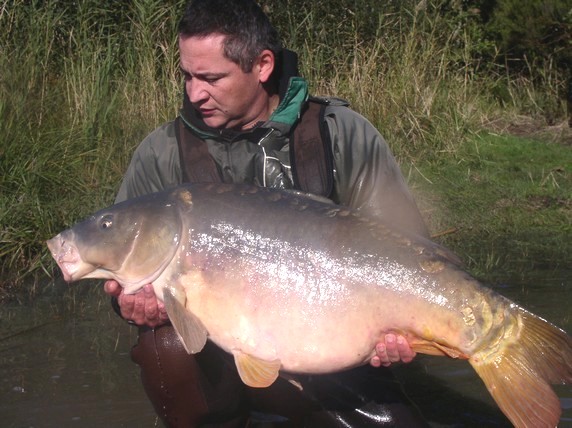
[163,285,208,354]
[234,351,281,388]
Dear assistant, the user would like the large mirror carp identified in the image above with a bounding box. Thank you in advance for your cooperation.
[47,183,572,427]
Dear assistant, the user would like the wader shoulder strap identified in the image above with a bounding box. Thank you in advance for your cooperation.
[175,117,222,183]
[175,101,334,195]
[290,100,334,197]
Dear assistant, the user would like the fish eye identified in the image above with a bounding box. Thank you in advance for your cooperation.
[99,214,113,230]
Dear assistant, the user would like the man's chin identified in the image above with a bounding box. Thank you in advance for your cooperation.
[199,111,243,130]
[201,116,226,129]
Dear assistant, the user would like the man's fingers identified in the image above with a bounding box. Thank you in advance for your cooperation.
[118,292,137,321]
[131,289,147,323]
[103,280,121,297]
[157,301,170,323]
[383,333,400,362]
[369,355,382,368]
[374,342,392,367]
[371,334,416,368]
[143,285,159,322]
[396,335,416,363]
[111,283,170,328]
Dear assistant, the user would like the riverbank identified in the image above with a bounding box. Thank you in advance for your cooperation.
[411,119,572,280]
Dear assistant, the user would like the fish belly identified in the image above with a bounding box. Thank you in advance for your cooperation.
[178,268,469,374]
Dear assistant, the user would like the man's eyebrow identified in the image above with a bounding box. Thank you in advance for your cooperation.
[179,68,227,79]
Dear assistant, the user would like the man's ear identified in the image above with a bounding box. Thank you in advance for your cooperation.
[256,49,275,83]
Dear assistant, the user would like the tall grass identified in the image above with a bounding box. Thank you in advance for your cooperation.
[275,1,569,158]
[0,0,183,297]
[0,0,568,297]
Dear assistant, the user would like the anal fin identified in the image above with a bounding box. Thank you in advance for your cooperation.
[409,338,469,359]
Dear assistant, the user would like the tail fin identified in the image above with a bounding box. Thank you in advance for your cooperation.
[470,307,572,428]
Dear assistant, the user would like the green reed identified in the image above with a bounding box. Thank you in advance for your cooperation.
[0,0,568,296]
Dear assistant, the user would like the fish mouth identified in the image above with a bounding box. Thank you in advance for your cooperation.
[47,234,95,282]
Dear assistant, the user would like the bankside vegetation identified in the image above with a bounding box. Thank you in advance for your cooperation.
[1,0,571,298]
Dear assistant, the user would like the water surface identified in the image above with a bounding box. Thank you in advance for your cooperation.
[1,266,570,427]
[0,282,158,427]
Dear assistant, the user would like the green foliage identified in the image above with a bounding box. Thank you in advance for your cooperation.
[459,0,568,114]
[0,0,184,295]
[415,133,572,277]
[0,0,570,297]
[484,0,572,70]
[260,1,496,158]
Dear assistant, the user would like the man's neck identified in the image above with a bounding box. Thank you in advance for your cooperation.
[239,92,280,131]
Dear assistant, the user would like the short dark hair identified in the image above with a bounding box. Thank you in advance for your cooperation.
[178,0,282,72]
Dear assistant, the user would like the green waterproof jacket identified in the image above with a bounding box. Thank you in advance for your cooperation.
[116,76,428,238]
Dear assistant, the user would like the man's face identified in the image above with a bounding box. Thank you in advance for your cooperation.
[179,34,273,130]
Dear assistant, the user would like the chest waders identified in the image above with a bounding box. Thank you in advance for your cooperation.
[175,100,335,198]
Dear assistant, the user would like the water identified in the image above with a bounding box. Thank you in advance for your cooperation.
[0,282,158,427]
[0,267,570,427]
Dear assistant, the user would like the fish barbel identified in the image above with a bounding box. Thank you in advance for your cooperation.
[47,183,572,427]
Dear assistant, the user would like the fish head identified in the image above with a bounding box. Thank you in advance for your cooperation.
[47,189,189,289]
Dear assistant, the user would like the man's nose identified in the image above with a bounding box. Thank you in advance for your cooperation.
[186,79,209,104]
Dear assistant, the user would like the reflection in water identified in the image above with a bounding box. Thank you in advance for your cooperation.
[0,282,157,427]
[0,267,570,427]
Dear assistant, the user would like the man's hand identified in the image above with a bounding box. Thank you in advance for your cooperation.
[104,280,170,328]
[370,334,416,367]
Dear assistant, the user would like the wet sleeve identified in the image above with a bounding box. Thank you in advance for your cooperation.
[326,107,429,238]
[115,122,182,203]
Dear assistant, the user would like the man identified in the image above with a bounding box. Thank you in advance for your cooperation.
[105,0,430,426]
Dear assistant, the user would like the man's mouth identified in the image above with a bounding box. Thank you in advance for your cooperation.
[199,108,216,116]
